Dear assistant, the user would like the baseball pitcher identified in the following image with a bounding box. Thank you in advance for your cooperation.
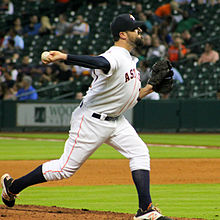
[1,14,173,220]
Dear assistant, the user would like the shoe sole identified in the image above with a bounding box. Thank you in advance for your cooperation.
[134,215,172,220]
[1,173,10,198]
[1,173,15,207]
[133,210,163,220]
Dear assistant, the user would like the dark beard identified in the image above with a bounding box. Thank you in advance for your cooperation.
[134,37,144,48]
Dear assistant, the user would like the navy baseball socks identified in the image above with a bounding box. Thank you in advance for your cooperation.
[1,165,46,207]
[132,169,172,220]
[132,169,152,211]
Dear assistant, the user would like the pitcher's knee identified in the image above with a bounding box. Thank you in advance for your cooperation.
[60,166,76,179]
[42,159,77,181]
[129,155,150,172]
[43,166,76,181]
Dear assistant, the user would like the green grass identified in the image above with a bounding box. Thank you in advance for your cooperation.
[147,145,220,159]
[1,133,220,146]
[139,134,220,147]
[1,184,219,220]
[1,133,220,219]
[0,139,65,160]
[0,133,68,139]
[0,140,220,160]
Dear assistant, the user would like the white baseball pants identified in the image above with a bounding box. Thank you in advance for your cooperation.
[42,105,150,181]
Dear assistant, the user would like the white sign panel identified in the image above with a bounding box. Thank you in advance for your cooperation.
[17,103,79,127]
[16,103,133,127]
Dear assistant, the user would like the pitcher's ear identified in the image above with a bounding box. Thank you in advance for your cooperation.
[119,31,127,40]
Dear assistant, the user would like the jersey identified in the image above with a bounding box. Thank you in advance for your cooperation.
[43,46,150,182]
[82,46,141,116]
[72,22,90,35]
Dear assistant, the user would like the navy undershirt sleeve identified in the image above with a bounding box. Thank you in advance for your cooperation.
[64,54,110,74]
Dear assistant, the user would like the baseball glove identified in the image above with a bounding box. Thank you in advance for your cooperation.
[148,59,174,94]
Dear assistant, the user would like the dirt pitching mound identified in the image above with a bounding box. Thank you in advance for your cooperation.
[0,205,205,220]
[1,159,219,219]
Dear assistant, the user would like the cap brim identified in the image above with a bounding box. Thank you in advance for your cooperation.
[131,21,145,30]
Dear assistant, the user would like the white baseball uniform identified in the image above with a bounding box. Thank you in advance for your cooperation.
[42,46,150,181]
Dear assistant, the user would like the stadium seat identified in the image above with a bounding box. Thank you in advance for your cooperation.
[1,0,219,100]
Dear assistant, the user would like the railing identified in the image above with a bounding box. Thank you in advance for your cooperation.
[190,90,217,99]
[16,81,73,100]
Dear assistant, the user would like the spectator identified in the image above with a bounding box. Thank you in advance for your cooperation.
[39,16,54,36]
[175,0,192,4]
[55,14,72,36]
[0,82,16,100]
[40,66,54,85]
[154,1,183,23]
[17,56,33,82]
[133,3,143,19]
[2,39,18,58]
[2,71,15,88]
[71,15,90,37]
[138,12,153,33]
[156,16,175,46]
[0,68,17,100]
[13,18,23,36]
[0,0,14,15]
[181,30,199,60]
[2,28,24,50]
[147,37,166,59]
[168,33,187,63]
[75,91,83,100]
[11,52,20,64]
[172,67,184,83]
[144,92,160,100]
[119,1,136,6]
[161,15,177,34]
[198,0,220,5]
[198,42,219,65]
[137,59,151,86]
[16,75,38,100]
[23,15,41,36]
[73,65,91,77]
[5,62,18,81]
[53,62,73,83]
[175,11,202,33]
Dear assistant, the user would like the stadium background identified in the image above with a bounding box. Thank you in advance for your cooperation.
[0,1,220,219]
[0,0,220,132]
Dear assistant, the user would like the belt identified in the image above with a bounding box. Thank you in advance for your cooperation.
[80,101,118,121]
[92,113,119,121]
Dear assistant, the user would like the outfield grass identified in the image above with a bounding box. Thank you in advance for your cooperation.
[1,133,220,146]
[0,133,220,219]
[1,184,219,220]
[0,139,220,160]
[139,134,220,147]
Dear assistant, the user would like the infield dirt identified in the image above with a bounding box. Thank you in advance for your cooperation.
[0,158,219,219]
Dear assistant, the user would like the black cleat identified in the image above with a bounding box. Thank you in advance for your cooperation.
[134,204,172,220]
[1,174,17,207]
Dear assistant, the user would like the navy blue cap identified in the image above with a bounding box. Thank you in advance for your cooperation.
[110,14,144,37]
